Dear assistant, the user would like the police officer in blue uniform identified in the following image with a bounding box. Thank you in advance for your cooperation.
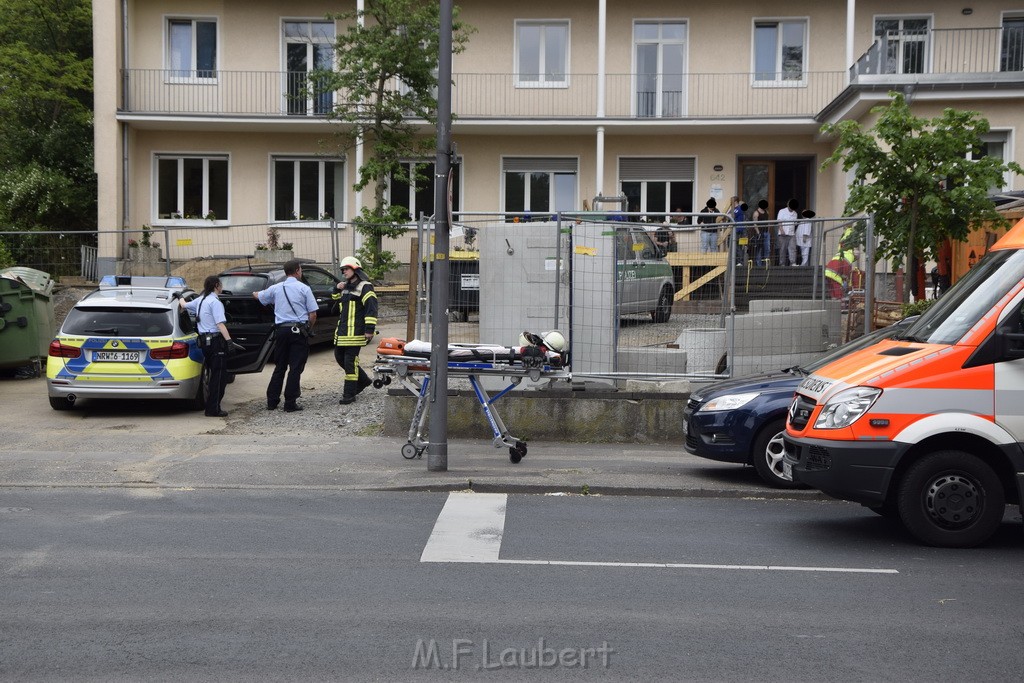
[180,275,240,417]
[253,260,318,412]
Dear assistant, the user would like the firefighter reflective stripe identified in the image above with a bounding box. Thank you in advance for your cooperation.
[870,388,992,415]
[824,268,844,284]
[333,279,378,346]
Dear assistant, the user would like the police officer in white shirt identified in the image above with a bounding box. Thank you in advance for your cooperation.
[253,260,318,412]
[180,275,240,417]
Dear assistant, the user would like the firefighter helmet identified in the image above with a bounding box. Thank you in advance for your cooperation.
[340,256,362,270]
[541,330,567,352]
[519,331,544,347]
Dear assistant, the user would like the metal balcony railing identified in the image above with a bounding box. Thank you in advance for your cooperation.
[120,69,846,120]
[851,26,1024,80]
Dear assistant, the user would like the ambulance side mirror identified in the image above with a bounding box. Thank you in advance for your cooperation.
[999,330,1024,360]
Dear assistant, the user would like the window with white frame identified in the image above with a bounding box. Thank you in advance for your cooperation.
[1002,16,1024,72]
[969,131,1013,192]
[754,19,806,82]
[874,17,929,75]
[167,18,217,79]
[503,158,577,218]
[284,20,336,115]
[156,155,228,222]
[634,22,686,118]
[515,20,569,87]
[389,161,461,223]
[619,158,695,221]
[272,157,344,222]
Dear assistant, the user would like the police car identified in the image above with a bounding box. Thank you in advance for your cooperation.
[46,275,208,411]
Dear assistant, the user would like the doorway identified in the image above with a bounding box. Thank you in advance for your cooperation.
[738,158,813,217]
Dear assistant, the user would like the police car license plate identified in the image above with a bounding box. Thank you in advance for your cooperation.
[782,462,793,481]
[93,350,141,362]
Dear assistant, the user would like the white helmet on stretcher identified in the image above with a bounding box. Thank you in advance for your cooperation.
[540,330,567,353]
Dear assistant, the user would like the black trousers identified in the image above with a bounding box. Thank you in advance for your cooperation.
[267,327,309,405]
[334,345,370,399]
[203,335,229,415]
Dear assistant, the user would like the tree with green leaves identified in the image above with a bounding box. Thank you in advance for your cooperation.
[821,92,1022,301]
[0,0,95,233]
[315,0,472,280]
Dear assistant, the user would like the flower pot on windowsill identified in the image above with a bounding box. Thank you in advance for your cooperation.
[128,245,162,262]
[254,249,294,263]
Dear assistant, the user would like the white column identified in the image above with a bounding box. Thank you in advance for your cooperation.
[353,0,366,252]
[846,0,856,85]
[597,0,606,118]
[595,0,607,201]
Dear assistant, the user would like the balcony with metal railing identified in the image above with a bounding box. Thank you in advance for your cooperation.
[119,69,846,121]
[851,26,1024,85]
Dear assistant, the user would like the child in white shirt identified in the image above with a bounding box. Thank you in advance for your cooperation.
[796,210,815,266]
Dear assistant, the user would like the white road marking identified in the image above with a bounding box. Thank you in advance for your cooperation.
[420,492,507,563]
[420,493,899,575]
[497,559,897,574]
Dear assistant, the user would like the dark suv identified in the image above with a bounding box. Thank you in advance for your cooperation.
[217,264,343,372]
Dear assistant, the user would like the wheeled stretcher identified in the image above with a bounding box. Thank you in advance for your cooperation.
[372,342,571,463]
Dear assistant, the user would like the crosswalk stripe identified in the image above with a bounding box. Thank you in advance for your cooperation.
[420,492,507,563]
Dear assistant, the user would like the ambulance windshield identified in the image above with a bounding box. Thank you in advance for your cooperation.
[903,250,1024,346]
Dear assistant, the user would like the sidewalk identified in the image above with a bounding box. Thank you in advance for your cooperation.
[2,319,824,500]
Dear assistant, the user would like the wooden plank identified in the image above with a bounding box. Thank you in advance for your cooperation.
[674,266,725,301]
[666,252,729,267]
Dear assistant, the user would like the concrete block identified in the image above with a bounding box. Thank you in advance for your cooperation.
[384,389,687,443]
[733,309,833,356]
[675,328,726,373]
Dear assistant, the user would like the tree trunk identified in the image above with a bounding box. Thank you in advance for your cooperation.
[903,201,918,303]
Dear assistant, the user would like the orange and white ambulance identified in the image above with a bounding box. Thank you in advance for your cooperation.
[784,218,1024,547]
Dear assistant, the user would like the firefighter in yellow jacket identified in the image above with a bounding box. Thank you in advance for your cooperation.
[333,256,378,405]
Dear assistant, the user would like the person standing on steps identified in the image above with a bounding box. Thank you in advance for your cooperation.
[253,259,318,412]
[333,256,378,405]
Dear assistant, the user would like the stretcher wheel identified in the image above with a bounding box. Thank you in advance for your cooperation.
[383,375,392,385]
[372,379,384,389]
[508,440,527,463]
[401,442,419,460]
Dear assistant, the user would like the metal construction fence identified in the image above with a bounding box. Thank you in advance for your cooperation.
[410,212,878,383]
[2,213,883,382]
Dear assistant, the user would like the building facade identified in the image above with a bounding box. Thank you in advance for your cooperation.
[93,1,1024,270]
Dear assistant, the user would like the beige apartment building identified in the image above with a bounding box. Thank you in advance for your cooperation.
[93,1,1024,271]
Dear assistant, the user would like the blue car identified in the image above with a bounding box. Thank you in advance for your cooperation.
[682,316,918,488]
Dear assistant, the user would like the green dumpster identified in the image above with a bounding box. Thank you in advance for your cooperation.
[0,267,57,375]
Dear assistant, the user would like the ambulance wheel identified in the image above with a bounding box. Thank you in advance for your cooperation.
[897,450,1005,548]
[401,442,419,460]
[651,285,673,323]
[750,419,802,489]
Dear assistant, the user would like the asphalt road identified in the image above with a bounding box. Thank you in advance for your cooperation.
[3,488,1022,681]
